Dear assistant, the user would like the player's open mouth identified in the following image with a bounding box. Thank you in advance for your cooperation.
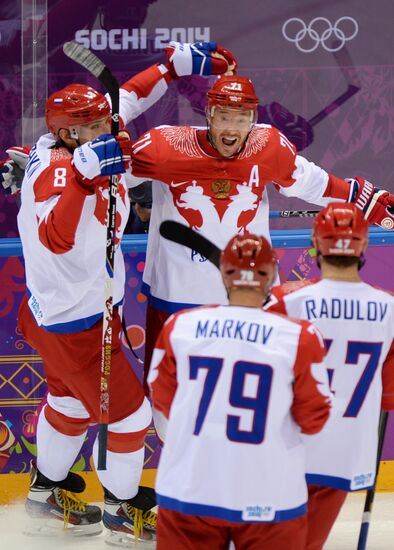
[222,136,238,147]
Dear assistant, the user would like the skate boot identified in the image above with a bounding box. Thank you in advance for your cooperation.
[103,486,157,546]
[24,461,102,537]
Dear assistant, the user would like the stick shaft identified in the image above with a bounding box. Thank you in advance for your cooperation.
[63,42,120,470]
[269,210,319,219]
[357,410,389,550]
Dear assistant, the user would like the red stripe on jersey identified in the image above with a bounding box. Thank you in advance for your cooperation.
[291,321,331,435]
[121,64,170,99]
[35,161,93,254]
[382,339,394,410]
[149,313,179,418]
[107,427,148,453]
[267,279,320,314]
[323,174,351,200]
[44,404,89,436]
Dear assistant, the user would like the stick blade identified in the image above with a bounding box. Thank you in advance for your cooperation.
[63,41,105,78]
[160,221,221,268]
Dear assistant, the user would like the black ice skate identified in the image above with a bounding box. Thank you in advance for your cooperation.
[24,461,102,537]
[103,486,157,546]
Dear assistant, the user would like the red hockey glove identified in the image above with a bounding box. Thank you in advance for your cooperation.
[164,41,237,78]
[0,145,31,195]
[348,176,394,230]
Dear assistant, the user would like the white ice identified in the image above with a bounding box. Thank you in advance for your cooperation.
[0,493,393,549]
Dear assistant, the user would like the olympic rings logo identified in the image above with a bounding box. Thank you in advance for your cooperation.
[282,17,358,53]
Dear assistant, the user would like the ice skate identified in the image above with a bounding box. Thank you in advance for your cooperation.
[24,461,102,537]
[103,487,157,546]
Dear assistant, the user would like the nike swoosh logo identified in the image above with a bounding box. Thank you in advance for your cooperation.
[170,180,189,188]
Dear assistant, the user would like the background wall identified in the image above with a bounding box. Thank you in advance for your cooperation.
[1,240,394,483]
[1,1,394,236]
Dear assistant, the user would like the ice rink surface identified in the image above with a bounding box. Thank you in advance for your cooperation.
[0,493,393,549]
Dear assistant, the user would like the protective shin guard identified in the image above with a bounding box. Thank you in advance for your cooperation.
[36,406,87,482]
[93,439,145,500]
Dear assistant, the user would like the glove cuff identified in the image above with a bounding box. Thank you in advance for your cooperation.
[167,42,193,77]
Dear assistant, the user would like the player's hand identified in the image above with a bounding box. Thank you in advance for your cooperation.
[73,133,132,187]
[0,145,31,195]
[347,176,394,230]
[260,102,313,151]
[164,41,237,78]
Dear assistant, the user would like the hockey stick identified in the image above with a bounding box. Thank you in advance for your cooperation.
[159,214,320,268]
[160,221,221,268]
[63,41,120,470]
[357,410,389,550]
[269,209,319,219]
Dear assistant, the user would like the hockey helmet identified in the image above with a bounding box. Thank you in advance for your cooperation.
[220,233,277,293]
[207,75,259,111]
[312,203,369,257]
[45,84,111,136]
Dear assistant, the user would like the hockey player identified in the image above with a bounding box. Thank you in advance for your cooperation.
[265,203,394,550]
[16,41,237,543]
[148,233,331,550]
[125,74,394,393]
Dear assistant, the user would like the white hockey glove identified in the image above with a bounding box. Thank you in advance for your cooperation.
[165,41,237,78]
[0,145,31,195]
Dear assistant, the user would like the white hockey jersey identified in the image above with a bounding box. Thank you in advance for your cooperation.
[129,125,354,313]
[17,64,173,332]
[266,279,394,491]
[149,305,331,522]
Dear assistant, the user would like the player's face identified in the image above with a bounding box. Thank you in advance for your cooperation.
[77,116,112,144]
[208,107,255,157]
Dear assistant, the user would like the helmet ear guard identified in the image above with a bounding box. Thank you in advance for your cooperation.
[69,127,80,140]
[220,233,277,294]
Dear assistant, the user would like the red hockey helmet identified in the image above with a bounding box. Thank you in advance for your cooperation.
[45,84,111,136]
[312,203,369,257]
[220,233,277,293]
[207,75,259,111]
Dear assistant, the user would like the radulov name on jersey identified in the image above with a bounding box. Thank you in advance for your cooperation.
[196,318,274,345]
[305,298,388,322]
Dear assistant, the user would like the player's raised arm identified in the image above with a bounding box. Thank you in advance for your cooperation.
[270,128,394,230]
[118,41,237,127]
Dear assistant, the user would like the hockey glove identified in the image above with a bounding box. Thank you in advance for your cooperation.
[73,133,132,187]
[165,41,237,78]
[261,102,313,152]
[348,176,394,230]
[0,145,31,195]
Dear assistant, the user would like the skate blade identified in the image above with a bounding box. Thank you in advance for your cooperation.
[23,517,102,537]
[105,530,155,547]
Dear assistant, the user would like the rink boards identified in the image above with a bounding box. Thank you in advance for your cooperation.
[0,229,394,503]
